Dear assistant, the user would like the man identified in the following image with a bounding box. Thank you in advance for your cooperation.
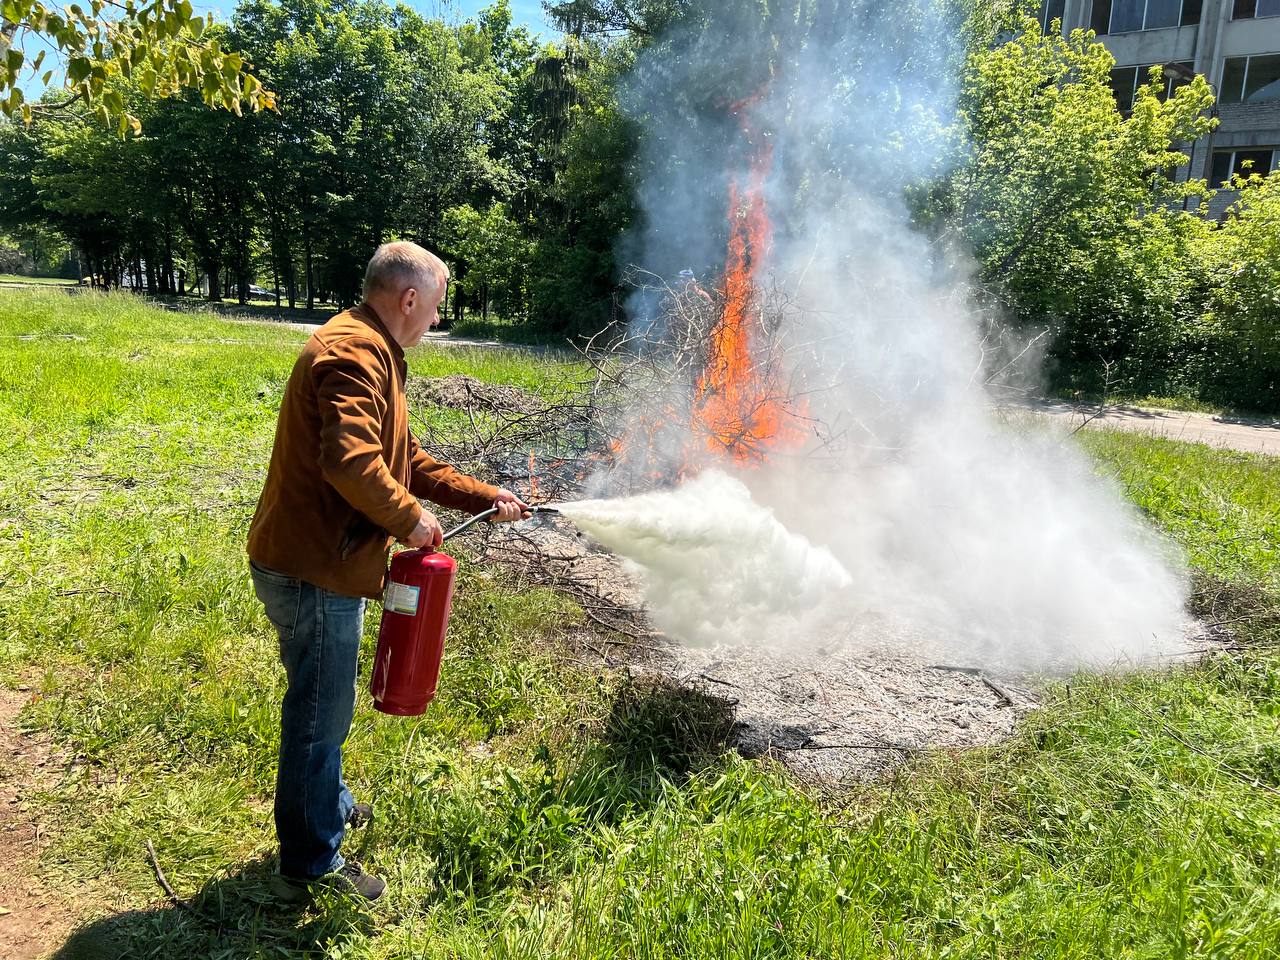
[247,242,528,902]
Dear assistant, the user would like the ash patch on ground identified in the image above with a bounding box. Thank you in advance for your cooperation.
[408,374,542,416]
[476,516,1040,783]
[638,641,1033,784]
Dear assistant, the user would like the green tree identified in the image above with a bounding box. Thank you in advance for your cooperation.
[457,0,540,209]
[935,15,1217,393]
[143,88,262,299]
[230,0,511,307]
[546,0,689,40]
[442,200,532,321]
[1,0,528,306]
[1201,172,1280,410]
[525,38,637,335]
[3,115,126,286]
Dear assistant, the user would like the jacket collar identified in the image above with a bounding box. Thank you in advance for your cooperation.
[352,302,405,363]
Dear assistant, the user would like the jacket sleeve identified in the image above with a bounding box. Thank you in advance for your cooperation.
[313,337,422,541]
[408,433,500,514]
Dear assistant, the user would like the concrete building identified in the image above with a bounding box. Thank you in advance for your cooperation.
[1040,0,1280,212]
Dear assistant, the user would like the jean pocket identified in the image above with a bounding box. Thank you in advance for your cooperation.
[249,559,297,586]
[251,563,302,642]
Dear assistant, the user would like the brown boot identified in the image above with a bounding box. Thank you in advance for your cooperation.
[326,860,386,901]
[270,859,386,903]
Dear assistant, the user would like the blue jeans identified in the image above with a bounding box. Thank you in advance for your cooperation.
[250,560,367,879]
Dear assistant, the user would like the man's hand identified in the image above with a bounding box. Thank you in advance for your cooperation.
[402,511,444,549]
[492,489,532,523]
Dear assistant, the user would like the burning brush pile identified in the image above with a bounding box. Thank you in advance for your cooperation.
[404,108,1046,784]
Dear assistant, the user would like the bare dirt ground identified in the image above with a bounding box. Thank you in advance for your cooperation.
[0,686,79,960]
[1018,399,1280,456]
[407,374,545,415]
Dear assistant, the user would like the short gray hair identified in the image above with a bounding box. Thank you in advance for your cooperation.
[363,241,446,300]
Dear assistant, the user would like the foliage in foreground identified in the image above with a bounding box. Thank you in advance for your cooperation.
[1,291,1279,958]
[0,0,271,130]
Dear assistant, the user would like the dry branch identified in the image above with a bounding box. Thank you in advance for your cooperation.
[145,839,197,914]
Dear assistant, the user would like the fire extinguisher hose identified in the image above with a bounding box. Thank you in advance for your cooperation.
[442,504,561,542]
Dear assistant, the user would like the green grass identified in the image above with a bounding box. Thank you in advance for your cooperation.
[1116,395,1237,417]
[1118,394,1280,423]
[3,288,1280,958]
[1081,433,1280,592]
[0,273,77,285]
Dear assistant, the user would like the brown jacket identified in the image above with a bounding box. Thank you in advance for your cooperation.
[247,303,498,598]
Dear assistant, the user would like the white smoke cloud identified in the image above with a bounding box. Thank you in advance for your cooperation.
[559,471,853,646]
[592,1,1191,671]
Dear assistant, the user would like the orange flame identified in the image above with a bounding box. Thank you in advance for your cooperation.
[528,449,539,502]
[692,91,805,466]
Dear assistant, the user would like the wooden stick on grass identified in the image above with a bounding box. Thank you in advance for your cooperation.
[145,839,197,914]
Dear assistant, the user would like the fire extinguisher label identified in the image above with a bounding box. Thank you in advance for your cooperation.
[384,581,420,616]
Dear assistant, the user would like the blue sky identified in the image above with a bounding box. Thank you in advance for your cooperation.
[16,0,558,97]
[197,0,558,35]
[414,0,556,35]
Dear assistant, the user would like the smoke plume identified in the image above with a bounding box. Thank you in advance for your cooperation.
[594,1,1190,671]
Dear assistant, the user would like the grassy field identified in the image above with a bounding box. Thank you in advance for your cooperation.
[0,274,77,286]
[2,289,1280,959]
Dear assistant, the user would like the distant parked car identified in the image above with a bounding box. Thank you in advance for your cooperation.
[247,284,275,298]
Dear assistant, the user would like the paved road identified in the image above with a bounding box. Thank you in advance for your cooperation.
[1025,399,1280,456]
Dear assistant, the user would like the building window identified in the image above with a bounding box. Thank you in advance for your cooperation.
[1110,61,1195,110]
[1093,0,1112,32]
[1038,0,1067,32]
[1091,0,1202,34]
[1210,148,1278,184]
[1111,0,1146,31]
[1233,0,1280,20]
[1219,54,1280,103]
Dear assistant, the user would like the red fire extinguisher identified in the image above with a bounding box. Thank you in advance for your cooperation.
[370,505,556,716]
